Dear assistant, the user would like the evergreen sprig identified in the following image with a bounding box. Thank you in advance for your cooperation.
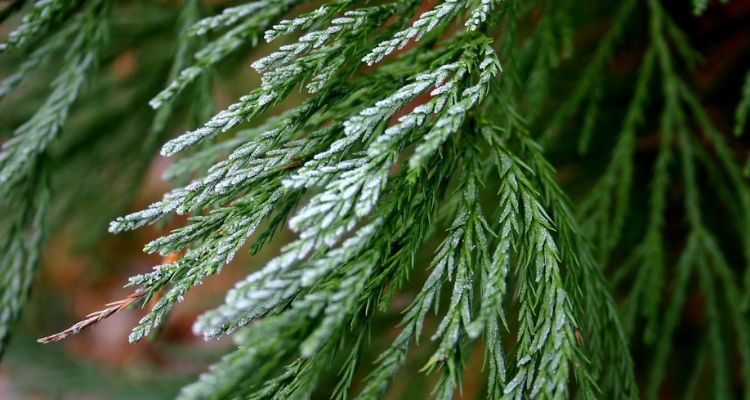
[1,0,749,399]
[0,0,82,53]
[0,0,111,357]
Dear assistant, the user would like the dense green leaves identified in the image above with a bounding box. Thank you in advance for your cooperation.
[1,0,749,399]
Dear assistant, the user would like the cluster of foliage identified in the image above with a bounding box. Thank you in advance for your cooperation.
[1,0,749,398]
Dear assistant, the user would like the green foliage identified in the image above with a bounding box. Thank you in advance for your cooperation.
[0,164,47,357]
[1,0,749,399]
[737,70,750,136]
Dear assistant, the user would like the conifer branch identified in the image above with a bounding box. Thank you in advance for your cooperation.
[0,0,109,194]
[3,1,749,398]
[0,165,48,357]
[0,0,82,53]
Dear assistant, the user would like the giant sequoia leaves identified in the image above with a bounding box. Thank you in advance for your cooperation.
[1,0,750,398]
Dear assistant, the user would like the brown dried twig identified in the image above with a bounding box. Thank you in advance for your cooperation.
[38,252,181,344]
[37,290,147,344]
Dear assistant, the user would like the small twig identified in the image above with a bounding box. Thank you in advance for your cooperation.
[37,290,147,344]
[38,252,181,344]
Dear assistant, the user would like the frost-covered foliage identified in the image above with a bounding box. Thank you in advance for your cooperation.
[1,0,750,399]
